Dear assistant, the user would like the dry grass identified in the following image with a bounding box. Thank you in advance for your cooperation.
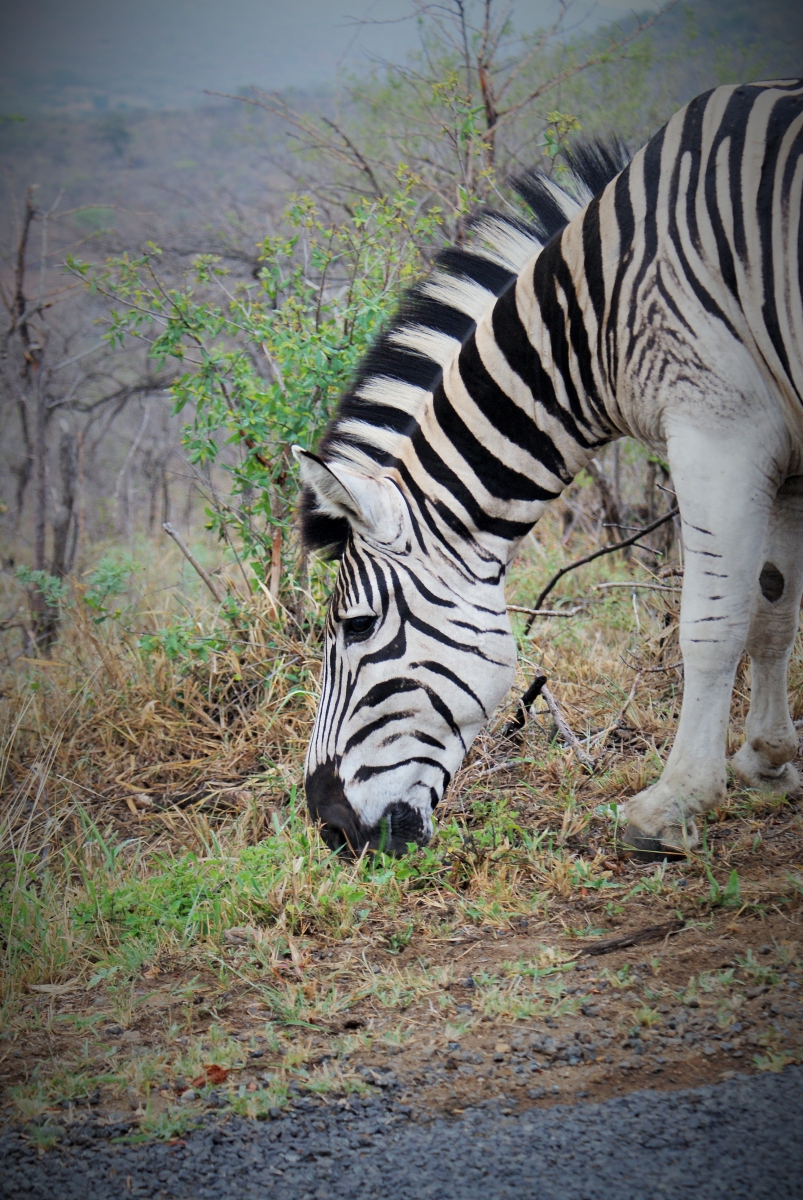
[2,482,802,1135]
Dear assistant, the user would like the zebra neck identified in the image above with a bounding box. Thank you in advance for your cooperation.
[393,243,611,568]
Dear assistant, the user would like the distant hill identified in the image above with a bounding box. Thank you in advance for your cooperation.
[636,0,803,103]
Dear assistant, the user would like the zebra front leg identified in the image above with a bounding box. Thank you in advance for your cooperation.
[622,423,781,857]
[731,475,803,796]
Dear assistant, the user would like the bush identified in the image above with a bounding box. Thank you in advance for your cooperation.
[70,175,443,602]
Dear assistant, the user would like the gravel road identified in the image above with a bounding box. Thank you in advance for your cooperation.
[4,1066,802,1199]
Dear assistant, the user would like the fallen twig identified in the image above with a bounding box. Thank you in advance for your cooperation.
[577,918,685,956]
[541,684,595,770]
[502,673,548,737]
[507,604,584,617]
[595,582,682,592]
[502,673,595,769]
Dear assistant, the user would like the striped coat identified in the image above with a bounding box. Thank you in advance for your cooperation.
[296,80,803,858]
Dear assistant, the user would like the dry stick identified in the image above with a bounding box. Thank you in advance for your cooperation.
[577,918,685,957]
[163,522,225,604]
[588,670,642,750]
[524,505,680,634]
[507,604,584,617]
[595,581,682,592]
[502,673,548,737]
[541,684,595,770]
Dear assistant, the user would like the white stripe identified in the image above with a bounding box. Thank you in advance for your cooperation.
[335,420,405,455]
[356,376,429,417]
[421,272,497,321]
[471,215,542,272]
[389,324,461,367]
[327,440,388,476]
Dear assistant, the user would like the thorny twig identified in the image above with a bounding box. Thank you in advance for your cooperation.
[507,604,584,618]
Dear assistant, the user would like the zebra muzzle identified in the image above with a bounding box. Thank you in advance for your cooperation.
[305,760,427,857]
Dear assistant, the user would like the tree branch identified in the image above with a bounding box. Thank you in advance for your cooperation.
[524,506,679,634]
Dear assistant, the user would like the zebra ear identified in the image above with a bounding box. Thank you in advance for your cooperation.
[292,447,392,533]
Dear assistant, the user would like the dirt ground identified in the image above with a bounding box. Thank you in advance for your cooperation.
[4,788,801,1135]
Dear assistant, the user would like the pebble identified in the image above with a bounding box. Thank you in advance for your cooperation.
[4,1070,802,1199]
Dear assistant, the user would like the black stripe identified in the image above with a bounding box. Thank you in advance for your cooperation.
[407,431,540,541]
[606,166,636,389]
[411,659,487,715]
[395,562,456,608]
[343,709,416,754]
[491,285,593,449]
[431,378,555,503]
[581,194,606,327]
[458,333,571,482]
[394,458,484,570]
[392,479,428,554]
[655,263,695,336]
[353,756,450,783]
[354,551,374,609]
[758,93,802,387]
[352,677,464,745]
[437,249,514,294]
[552,251,610,429]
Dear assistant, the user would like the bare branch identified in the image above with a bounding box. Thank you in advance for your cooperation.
[488,4,676,138]
[163,522,225,604]
[525,506,679,632]
[320,117,382,195]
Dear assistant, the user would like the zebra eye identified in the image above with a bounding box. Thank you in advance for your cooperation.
[341,614,376,641]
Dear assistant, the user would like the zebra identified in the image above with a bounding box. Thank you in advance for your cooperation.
[293,79,803,859]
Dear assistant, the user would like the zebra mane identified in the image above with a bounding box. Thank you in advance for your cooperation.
[301,138,630,556]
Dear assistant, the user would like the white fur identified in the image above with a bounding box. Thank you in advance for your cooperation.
[422,272,498,321]
[389,324,461,367]
[356,376,429,418]
[470,215,543,272]
[335,419,406,457]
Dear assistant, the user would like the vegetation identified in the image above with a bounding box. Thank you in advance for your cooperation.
[2,489,802,1131]
[2,0,803,1139]
[69,178,443,601]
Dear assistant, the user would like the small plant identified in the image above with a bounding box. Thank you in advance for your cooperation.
[736,949,780,988]
[137,1103,202,1141]
[633,1005,661,1028]
[706,867,743,909]
[23,1123,61,1154]
[83,554,139,622]
[230,1079,290,1118]
[15,567,70,610]
[138,616,232,664]
[386,922,415,955]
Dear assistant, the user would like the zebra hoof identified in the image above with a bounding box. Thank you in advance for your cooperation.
[619,825,687,862]
[731,743,802,797]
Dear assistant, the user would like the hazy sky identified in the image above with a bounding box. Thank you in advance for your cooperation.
[0,0,644,114]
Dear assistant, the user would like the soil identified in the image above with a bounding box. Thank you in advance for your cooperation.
[4,804,802,1130]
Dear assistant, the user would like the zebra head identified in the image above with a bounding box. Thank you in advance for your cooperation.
[295,449,517,856]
